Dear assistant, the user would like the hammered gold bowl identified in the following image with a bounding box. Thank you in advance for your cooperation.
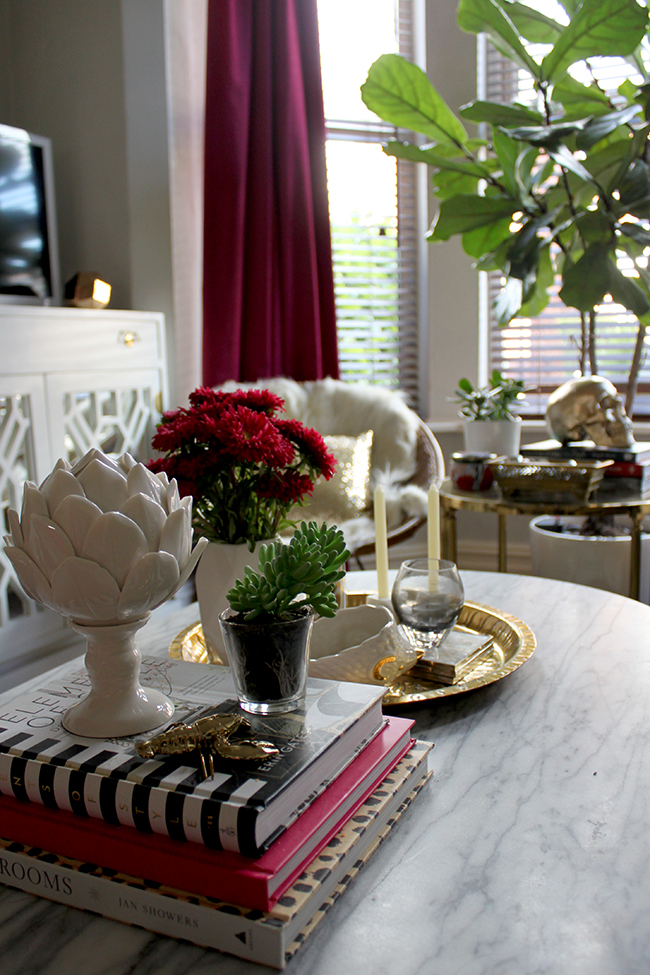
[490,457,612,504]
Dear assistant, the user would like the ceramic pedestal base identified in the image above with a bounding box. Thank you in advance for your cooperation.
[63,615,175,738]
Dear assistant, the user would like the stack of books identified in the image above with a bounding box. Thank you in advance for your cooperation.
[0,653,431,967]
[520,439,650,498]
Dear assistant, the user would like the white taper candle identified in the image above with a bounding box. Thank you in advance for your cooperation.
[374,485,389,599]
[428,482,441,562]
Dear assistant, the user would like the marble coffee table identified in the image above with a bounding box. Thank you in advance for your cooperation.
[1,570,649,975]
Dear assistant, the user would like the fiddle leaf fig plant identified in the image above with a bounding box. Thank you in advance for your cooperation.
[226,522,350,622]
[360,0,650,416]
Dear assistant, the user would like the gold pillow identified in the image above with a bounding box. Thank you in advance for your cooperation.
[290,430,373,526]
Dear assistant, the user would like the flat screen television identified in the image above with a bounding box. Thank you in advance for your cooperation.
[0,122,60,305]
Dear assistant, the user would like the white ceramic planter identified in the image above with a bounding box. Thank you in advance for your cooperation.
[463,417,522,457]
[195,540,271,661]
[529,516,650,603]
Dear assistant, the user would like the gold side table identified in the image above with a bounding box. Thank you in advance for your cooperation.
[439,479,650,600]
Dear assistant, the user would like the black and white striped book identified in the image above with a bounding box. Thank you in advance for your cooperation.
[0,657,385,856]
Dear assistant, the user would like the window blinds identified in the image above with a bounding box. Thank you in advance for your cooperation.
[323,0,421,409]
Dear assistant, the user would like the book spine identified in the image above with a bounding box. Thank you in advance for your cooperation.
[604,461,650,481]
[0,843,287,967]
[0,752,235,853]
[522,446,648,463]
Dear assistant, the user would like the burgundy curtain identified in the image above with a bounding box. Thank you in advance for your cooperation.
[202,0,339,386]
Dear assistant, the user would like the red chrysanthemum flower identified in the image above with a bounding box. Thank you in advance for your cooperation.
[275,419,337,479]
[257,470,315,503]
[215,406,295,466]
[227,388,285,416]
[188,386,232,409]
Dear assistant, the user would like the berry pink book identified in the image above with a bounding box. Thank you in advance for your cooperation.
[0,715,414,912]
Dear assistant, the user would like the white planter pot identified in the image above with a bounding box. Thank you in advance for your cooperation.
[463,417,521,457]
[195,540,271,662]
[529,516,650,603]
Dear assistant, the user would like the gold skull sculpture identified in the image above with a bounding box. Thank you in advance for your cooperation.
[546,376,634,447]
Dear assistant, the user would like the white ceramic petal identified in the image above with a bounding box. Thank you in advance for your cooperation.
[40,468,86,514]
[26,514,76,584]
[70,447,121,477]
[168,535,208,598]
[81,511,149,588]
[38,458,70,493]
[77,459,129,513]
[120,493,166,551]
[21,482,49,532]
[127,463,163,505]
[51,556,121,622]
[165,480,180,514]
[158,506,191,567]
[118,551,180,619]
[52,494,103,554]
[155,471,170,489]
[118,452,137,473]
[7,508,23,548]
[5,547,55,608]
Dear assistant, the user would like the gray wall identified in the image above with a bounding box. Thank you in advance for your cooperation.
[0,0,176,402]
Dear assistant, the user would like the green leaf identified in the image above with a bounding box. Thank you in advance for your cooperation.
[618,159,650,209]
[502,1,563,44]
[492,128,521,197]
[506,120,587,147]
[459,100,544,126]
[559,241,611,309]
[607,267,650,317]
[457,0,540,77]
[559,240,650,316]
[542,0,648,82]
[548,145,597,184]
[472,233,515,271]
[576,103,642,150]
[517,244,554,317]
[583,136,633,184]
[552,74,612,119]
[462,218,514,258]
[432,168,482,200]
[494,277,524,324]
[575,209,613,243]
[507,207,563,264]
[427,195,519,242]
[618,222,650,248]
[382,140,488,176]
[361,54,468,145]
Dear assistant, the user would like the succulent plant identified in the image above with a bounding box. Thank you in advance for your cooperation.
[226,522,350,621]
[3,448,208,624]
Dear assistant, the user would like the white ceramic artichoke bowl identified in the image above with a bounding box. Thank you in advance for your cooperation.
[4,448,207,738]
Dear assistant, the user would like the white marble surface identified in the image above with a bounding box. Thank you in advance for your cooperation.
[2,571,650,974]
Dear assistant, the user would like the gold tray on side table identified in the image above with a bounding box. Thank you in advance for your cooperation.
[169,600,536,707]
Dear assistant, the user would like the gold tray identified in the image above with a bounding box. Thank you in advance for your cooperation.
[169,600,536,706]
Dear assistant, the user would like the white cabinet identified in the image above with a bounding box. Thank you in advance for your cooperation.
[0,306,168,667]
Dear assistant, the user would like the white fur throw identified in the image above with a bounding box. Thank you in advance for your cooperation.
[217,377,429,542]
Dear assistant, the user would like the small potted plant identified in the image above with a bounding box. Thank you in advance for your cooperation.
[219,522,350,714]
[453,370,528,456]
